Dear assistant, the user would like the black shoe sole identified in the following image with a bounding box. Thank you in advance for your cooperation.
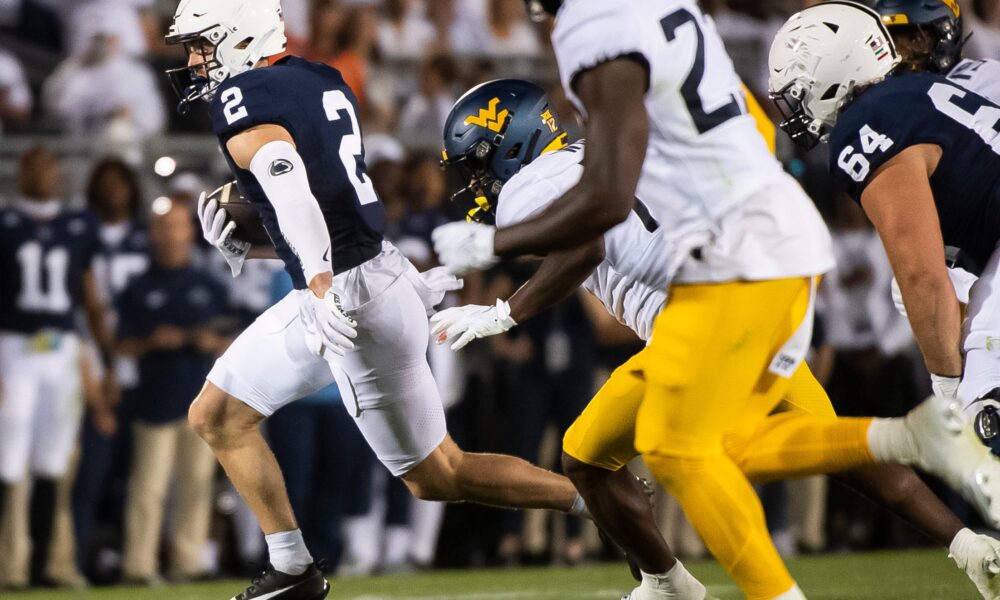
[313,581,331,600]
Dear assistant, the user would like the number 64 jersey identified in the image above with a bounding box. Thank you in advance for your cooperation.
[828,71,1000,270]
[551,0,834,283]
[210,56,385,289]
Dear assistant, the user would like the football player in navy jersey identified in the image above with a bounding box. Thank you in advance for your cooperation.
[0,147,115,585]
[771,5,1000,595]
[873,0,1000,452]
[73,157,151,558]
[165,2,591,599]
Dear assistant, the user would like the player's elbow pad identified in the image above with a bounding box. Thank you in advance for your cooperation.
[250,140,332,283]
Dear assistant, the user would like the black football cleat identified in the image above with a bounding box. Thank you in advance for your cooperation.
[232,563,329,600]
[973,388,1000,457]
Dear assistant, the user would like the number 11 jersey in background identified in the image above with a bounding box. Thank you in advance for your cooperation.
[0,206,100,334]
[210,56,385,290]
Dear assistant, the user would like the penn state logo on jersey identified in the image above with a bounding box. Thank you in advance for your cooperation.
[208,56,385,289]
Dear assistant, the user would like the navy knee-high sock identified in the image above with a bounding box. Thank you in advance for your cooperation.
[29,477,57,584]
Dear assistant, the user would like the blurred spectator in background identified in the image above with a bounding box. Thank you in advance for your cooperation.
[396,153,454,257]
[299,1,378,109]
[378,0,436,59]
[398,56,458,150]
[706,0,786,98]
[116,198,228,584]
[0,147,114,587]
[0,48,32,134]
[479,0,541,57]
[965,0,1000,61]
[43,28,165,155]
[73,157,150,568]
[279,0,311,51]
[67,0,162,59]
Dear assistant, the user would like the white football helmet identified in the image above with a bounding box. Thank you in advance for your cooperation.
[165,0,286,111]
[768,1,901,148]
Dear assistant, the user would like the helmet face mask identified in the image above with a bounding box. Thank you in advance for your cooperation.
[770,81,826,151]
[441,124,511,223]
[165,34,225,112]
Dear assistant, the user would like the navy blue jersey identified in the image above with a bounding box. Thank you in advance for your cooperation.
[93,220,150,301]
[830,72,1000,268]
[0,206,101,334]
[117,264,228,423]
[209,56,385,289]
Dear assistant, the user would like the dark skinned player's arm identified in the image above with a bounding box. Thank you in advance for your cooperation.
[81,269,114,364]
[861,143,962,377]
[506,236,606,323]
[493,59,649,257]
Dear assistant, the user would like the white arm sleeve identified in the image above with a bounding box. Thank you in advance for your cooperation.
[249,140,333,283]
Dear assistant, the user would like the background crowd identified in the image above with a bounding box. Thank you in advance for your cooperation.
[0,0,999,591]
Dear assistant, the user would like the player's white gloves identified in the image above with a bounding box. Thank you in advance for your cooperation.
[408,266,465,316]
[932,374,962,404]
[431,222,499,274]
[198,192,250,277]
[299,289,358,359]
[430,300,516,350]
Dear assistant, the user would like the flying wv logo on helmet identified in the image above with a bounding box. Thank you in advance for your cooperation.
[441,79,567,224]
[464,98,510,134]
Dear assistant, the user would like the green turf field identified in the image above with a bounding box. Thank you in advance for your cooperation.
[7,549,982,599]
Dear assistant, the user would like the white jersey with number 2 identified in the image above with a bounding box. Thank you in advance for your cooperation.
[551,0,834,283]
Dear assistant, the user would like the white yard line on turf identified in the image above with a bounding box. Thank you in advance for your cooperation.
[349,585,738,600]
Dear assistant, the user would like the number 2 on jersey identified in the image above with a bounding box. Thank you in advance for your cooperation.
[660,9,743,134]
[323,90,379,205]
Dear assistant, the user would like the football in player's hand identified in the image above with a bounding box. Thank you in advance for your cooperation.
[206,181,271,246]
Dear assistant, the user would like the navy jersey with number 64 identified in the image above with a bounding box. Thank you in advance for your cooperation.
[0,207,101,334]
[830,72,1000,269]
[210,56,385,289]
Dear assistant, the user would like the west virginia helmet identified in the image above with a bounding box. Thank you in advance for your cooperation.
[442,79,567,222]
[874,0,964,72]
[165,0,286,113]
[525,0,564,21]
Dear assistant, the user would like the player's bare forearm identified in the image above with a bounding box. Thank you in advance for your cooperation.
[494,59,650,258]
[494,184,627,257]
[507,237,605,323]
[862,144,962,376]
[897,270,963,376]
[81,270,115,364]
